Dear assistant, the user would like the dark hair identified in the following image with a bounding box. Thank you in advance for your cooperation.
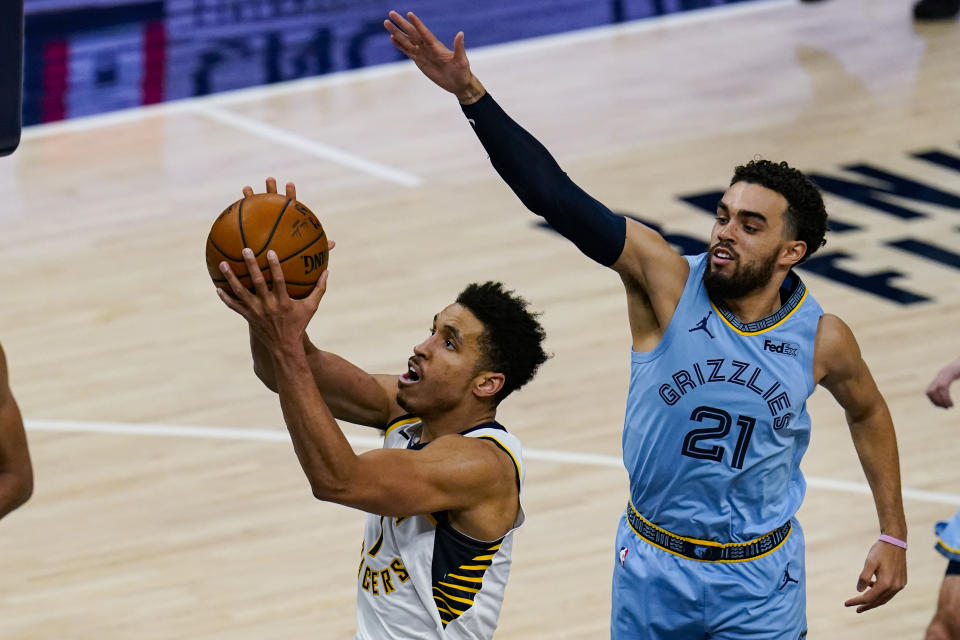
[456,281,549,404]
[730,159,828,264]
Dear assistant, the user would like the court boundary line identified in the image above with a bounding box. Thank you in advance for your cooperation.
[25,418,960,506]
[20,0,793,140]
[192,104,422,187]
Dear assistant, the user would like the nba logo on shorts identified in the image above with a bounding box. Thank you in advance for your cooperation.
[619,547,628,567]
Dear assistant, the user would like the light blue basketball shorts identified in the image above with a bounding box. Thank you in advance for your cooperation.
[935,508,960,562]
[611,510,807,640]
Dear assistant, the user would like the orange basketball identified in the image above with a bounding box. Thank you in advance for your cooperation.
[206,192,328,299]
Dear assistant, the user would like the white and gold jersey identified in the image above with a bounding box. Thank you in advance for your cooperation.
[355,415,525,640]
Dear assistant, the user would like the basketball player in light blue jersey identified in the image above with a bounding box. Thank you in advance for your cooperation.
[924,357,960,640]
[386,11,908,637]
[217,179,548,639]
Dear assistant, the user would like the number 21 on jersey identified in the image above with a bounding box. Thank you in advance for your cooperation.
[680,405,755,470]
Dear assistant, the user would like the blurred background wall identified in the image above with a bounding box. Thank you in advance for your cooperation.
[22,0,764,124]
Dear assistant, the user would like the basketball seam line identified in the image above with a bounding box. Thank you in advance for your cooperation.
[208,235,242,263]
[211,231,325,283]
[254,198,293,258]
[280,229,327,265]
[208,231,324,278]
[238,198,248,252]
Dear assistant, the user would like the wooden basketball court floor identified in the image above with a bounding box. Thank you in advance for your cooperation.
[1,0,959,636]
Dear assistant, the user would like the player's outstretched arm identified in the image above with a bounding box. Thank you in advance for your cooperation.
[815,314,907,613]
[383,11,478,104]
[383,12,687,295]
[0,344,32,520]
[926,356,960,409]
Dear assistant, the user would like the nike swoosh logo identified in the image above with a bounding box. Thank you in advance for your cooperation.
[467,118,476,127]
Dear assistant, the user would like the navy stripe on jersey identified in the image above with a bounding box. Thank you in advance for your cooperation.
[431,516,503,627]
[459,422,507,436]
[405,421,507,450]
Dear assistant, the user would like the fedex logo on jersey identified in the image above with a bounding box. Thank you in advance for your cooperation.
[762,339,799,357]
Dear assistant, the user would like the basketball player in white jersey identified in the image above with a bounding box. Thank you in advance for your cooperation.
[0,342,32,520]
[216,179,548,639]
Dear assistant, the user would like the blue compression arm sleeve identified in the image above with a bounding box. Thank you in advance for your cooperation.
[461,93,626,267]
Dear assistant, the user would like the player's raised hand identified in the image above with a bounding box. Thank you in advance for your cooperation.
[242,177,337,251]
[242,176,296,201]
[843,540,907,613]
[384,11,479,101]
[926,357,960,408]
[239,177,337,256]
[217,248,329,353]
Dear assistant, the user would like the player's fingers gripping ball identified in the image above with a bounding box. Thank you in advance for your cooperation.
[206,192,328,299]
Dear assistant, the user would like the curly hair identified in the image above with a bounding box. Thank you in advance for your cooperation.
[730,159,828,263]
[456,282,549,404]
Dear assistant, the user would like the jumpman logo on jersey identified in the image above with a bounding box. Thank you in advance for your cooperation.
[778,563,800,590]
[688,311,715,339]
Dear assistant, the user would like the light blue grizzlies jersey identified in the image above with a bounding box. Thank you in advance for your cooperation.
[935,509,960,562]
[623,253,823,542]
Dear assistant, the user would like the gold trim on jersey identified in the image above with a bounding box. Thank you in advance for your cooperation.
[367,515,386,557]
[627,501,791,563]
[433,587,474,606]
[710,288,808,337]
[438,581,479,594]
[433,598,464,616]
[477,435,522,485]
[937,537,960,555]
[384,416,420,437]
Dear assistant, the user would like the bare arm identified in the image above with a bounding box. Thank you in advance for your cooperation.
[272,341,510,515]
[240,178,403,429]
[0,344,32,520]
[272,341,516,539]
[815,314,907,612]
[251,328,403,429]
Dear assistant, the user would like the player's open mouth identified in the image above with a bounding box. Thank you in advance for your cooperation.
[399,361,421,384]
[711,246,736,265]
